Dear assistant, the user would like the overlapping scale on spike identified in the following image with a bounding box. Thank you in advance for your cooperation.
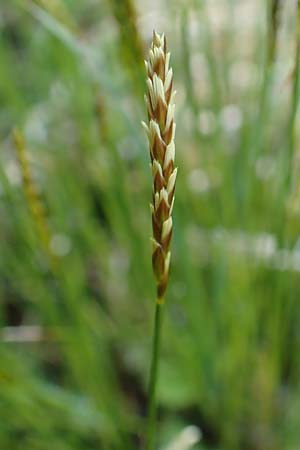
[142,31,177,302]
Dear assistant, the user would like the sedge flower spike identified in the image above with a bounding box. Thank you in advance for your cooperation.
[143,31,177,303]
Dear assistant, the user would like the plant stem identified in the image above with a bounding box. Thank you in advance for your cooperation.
[146,300,164,450]
[285,0,300,193]
[268,0,281,65]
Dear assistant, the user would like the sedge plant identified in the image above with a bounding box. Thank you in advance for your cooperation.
[142,31,177,450]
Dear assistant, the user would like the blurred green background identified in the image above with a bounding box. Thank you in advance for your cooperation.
[1,0,300,449]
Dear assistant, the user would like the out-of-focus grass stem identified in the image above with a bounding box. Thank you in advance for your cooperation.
[268,0,281,66]
[109,0,144,98]
[245,0,281,209]
[253,0,280,158]
[180,7,200,142]
[285,1,300,193]
[13,129,55,267]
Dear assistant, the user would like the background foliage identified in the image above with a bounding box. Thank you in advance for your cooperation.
[1,1,300,449]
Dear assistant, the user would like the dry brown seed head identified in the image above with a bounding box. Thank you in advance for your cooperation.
[143,32,177,303]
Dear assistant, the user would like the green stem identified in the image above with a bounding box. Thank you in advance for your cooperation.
[268,0,281,66]
[276,0,300,248]
[285,0,300,193]
[146,301,164,450]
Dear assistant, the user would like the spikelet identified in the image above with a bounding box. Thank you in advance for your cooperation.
[142,31,177,303]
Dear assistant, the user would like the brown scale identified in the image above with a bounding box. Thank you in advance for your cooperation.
[155,198,169,224]
[152,57,165,82]
[165,81,173,104]
[153,170,166,192]
[163,158,174,180]
[152,246,165,280]
[151,133,166,166]
[156,97,168,131]
[162,120,173,145]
